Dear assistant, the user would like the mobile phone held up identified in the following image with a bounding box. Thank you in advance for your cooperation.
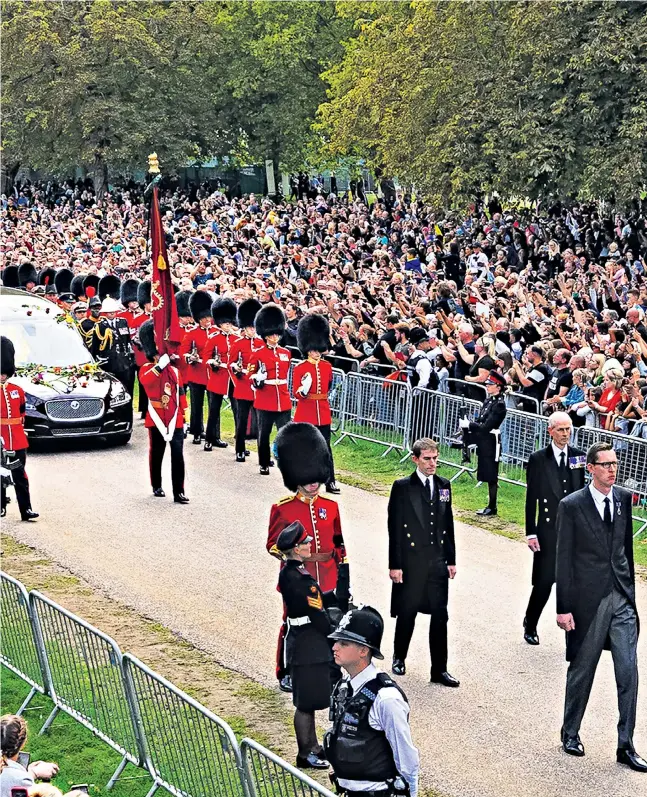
[71,786,90,794]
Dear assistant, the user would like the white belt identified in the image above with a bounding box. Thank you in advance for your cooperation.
[287,616,310,627]
[266,379,287,386]
[490,428,501,462]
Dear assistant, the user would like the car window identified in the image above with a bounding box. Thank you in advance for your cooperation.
[1,318,93,367]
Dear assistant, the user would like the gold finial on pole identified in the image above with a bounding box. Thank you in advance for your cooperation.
[148,152,160,174]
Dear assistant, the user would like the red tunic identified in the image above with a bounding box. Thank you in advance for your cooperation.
[138,363,188,430]
[0,381,29,450]
[267,493,345,591]
[175,322,197,384]
[249,343,292,412]
[118,309,149,367]
[292,357,332,426]
[178,323,211,386]
[201,329,236,396]
[230,334,265,401]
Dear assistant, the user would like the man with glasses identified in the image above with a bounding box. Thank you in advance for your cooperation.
[555,442,645,771]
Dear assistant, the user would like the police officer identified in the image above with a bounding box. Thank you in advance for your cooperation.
[277,520,339,770]
[459,370,507,516]
[326,606,420,796]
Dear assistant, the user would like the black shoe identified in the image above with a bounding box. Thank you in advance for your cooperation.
[235,453,246,463]
[617,748,647,772]
[296,753,328,770]
[244,449,251,457]
[431,671,460,687]
[260,467,270,475]
[203,442,213,452]
[523,618,539,645]
[279,674,292,693]
[476,507,497,516]
[192,435,201,445]
[392,658,406,676]
[269,459,275,467]
[153,488,166,498]
[561,730,585,757]
[21,509,39,521]
[213,439,228,448]
[461,452,471,464]
[174,493,190,504]
[326,481,341,495]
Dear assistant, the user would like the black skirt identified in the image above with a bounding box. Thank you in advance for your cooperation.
[290,662,338,712]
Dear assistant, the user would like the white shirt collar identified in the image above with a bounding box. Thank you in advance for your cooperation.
[589,482,614,518]
[551,441,568,465]
[416,469,433,495]
[349,662,379,693]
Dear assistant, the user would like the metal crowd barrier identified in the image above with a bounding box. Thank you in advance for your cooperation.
[498,409,550,486]
[29,591,144,789]
[335,371,411,455]
[0,573,49,714]
[123,654,245,797]
[241,738,335,797]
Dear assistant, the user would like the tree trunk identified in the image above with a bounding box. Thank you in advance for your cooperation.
[92,152,109,199]
[1,161,21,194]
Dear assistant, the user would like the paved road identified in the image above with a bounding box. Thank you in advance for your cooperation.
[6,425,646,797]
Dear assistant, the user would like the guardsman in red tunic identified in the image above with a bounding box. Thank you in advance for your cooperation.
[230,298,263,463]
[174,291,196,391]
[249,303,292,475]
[178,291,212,445]
[0,337,38,521]
[267,422,350,690]
[201,297,238,452]
[292,313,339,494]
[123,280,152,418]
[138,320,189,504]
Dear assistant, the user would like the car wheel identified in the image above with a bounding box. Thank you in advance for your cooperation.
[111,432,132,447]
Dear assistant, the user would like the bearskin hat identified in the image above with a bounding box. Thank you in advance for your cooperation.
[237,298,261,329]
[190,290,212,322]
[255,303,286,339]
[297,313,330,357]
[275,422,331,492]
[175,290,192,318]
[2,266,20,288]
[137,280,152,309]
[38,267,57,289]
[82,274,100,298]
[120,278,140,307]
[18,263,38,288]
[1,336,16,379]
[138,319,157,360]
[54,268,74,295]
[98,274,122,302]
[211,297,237,326]
[70,275,85,299]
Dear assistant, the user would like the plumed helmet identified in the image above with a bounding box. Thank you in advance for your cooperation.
[138,280,152,309]
[237,298,261,329]
[38,267,57,289]
[18,263,38,288]
[54,268,74,295]
[190,290,212,322]
[211,297,237,326]
[1,336,16,379]
[82,274,100,298]
[120,278,140,306]
[275,422,331,492]
[255,302,286,339]
[175,290,192,318]
[138,319,157,360]
[297,313,330,356]
[98,274,122,302]
[70,275,86,299]
[2,266,20,288]
[328,606,384,659]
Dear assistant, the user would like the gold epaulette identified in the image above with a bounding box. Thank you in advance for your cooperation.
[275,494,295,506]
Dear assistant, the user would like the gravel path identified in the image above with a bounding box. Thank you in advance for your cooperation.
[6,425,646,797]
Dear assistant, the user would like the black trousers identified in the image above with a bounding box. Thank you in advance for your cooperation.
[235,398,254,455]
[393,611,448,675]
[138,373,148,415]
[148,427,185,495]
[205,388,237,444]
[316,424,335,484]
[1,450,32,518]
[188,382,207,437]
[525,572,554,632]
[257,409,291,467]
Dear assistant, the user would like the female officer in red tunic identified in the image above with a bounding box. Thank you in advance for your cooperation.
[1,337,38,521]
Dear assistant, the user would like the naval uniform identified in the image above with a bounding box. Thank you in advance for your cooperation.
[91,315,135,399]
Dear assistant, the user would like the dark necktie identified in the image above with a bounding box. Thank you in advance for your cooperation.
[424,477,432,502]
[603,497,612,529]
[559,451,566,473]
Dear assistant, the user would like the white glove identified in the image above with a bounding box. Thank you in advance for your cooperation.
[206,358,219,369]
[252,363,267,386]
[158,353,171,370]
[459,417,470,429]
[297,372,312,396]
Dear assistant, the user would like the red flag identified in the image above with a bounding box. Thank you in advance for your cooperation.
[150,185,181,356]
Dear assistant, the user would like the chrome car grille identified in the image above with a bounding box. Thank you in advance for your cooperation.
[51,426,102,437]
[45,398,104,422]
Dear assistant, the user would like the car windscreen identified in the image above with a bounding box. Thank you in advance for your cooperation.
[1,317,93,367]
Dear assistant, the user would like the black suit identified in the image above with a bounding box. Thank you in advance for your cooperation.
[388,472,456,674]
[523,445,586,632]
[556,486,639,748]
